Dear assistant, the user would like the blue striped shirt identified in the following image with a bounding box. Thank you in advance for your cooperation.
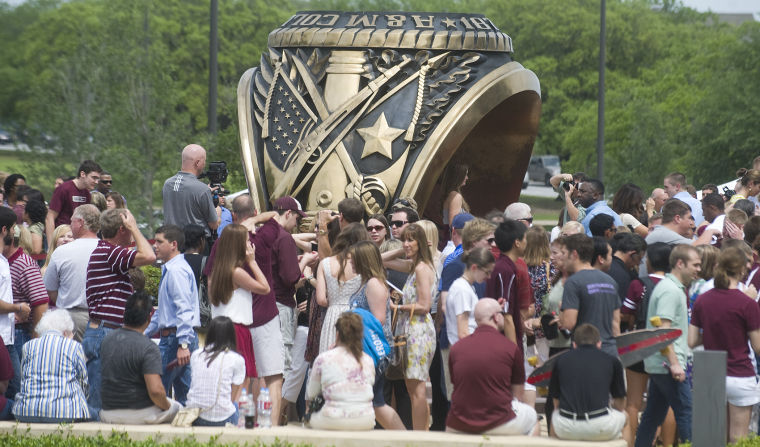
[12,331,90,419]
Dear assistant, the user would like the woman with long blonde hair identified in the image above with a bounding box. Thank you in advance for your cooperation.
[208,224,270,392]
[349,240,405,430]
[383,223,437,430]
[40,224,73,277]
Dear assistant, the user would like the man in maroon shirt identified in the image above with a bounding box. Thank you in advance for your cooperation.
[45,160,101,245]
[446,298,537,435]
[271,196,318,420]
[486,219,531,345]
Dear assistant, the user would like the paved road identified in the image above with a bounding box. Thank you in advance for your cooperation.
[520,181,558,198]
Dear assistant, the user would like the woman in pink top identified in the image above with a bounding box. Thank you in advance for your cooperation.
[688,246,760,444]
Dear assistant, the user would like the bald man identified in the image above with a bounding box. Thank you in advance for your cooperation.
[646,188,668,219]
[162,144,219,240]
[446,298,538,436]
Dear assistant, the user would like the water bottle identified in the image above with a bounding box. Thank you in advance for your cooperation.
[245,390,256,429]
[257,387,272,428]
[237,388,249,428]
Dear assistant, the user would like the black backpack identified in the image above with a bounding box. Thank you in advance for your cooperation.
[635,275,655,330]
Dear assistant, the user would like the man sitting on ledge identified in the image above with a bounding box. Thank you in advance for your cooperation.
[446,298,537,436]
[549,323,626,441]
[99,291,181,424]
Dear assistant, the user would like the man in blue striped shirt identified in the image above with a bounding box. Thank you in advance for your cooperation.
[144,225,200,405]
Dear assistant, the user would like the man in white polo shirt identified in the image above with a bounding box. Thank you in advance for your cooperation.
[43,204,101,342]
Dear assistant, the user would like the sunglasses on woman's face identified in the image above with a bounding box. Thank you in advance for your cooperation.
[367,225,385,232]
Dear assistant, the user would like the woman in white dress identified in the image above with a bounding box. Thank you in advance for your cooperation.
[316,223,367,354]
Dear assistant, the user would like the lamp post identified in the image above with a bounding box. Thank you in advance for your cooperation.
[208,0,218,135]
[596,0,605,181]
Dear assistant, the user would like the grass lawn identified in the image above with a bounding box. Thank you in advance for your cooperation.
[519,194,563,226]
[0,150,35,174]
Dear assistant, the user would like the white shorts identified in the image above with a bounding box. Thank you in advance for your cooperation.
[726,375,760,407]
[251,316,285,377]
[446,400,537,435]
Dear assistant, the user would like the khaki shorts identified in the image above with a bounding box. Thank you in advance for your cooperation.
[250,316,285,377]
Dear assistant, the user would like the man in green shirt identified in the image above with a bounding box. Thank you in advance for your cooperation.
[636,244,701,446]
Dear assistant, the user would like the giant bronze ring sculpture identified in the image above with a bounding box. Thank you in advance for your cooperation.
[238,12,541,219]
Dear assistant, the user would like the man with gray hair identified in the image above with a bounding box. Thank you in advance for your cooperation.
[504,202,534,228]
[12,309,94,423]
[44,204,101,341]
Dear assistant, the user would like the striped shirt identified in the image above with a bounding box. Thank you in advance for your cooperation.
[86,240,137,324]
[8,248,49,325]
[12,331,90,420]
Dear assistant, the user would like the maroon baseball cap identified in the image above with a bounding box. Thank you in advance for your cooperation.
[274,196,307,218]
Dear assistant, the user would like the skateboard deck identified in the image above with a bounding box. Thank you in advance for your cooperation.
[527,328,681,387]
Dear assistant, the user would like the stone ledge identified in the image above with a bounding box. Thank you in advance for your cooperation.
[0,421,626,446]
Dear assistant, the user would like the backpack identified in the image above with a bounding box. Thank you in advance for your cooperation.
[635,275,655,330]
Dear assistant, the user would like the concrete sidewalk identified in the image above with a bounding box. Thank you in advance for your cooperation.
[0,421,626,446]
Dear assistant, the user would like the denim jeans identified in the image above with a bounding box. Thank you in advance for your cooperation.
[159,332,198,405]
[81,323,116,412]
[0,398,13,420]
[193,408,239,427]
[635,373,692,446]
[4,343,21,400]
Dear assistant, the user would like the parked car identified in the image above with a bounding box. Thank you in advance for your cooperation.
[522,171,529,189]
[528,155,561,186]
[0,129,14,145]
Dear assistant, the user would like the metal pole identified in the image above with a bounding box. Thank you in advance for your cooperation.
[596,0,605,181]
[208,0,218,135]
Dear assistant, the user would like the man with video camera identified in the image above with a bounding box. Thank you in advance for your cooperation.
[162,144,220,246]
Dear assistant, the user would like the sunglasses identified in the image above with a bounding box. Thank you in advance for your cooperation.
[367,225,385,232]
[390,220,408,228]
[100,180,112,184]
[519,217,534,224]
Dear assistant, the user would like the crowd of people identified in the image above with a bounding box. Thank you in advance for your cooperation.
[3,148,760,445]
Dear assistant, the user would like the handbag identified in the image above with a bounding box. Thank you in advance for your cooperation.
[171,351,226,427]
[385,301,415,381]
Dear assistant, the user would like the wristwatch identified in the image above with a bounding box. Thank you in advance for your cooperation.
[180,343,189,350]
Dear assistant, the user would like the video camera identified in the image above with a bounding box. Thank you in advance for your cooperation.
[199,161,229,207]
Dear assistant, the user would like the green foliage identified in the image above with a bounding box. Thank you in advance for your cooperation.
[142,264,161,301]
[0,429,315,447]
[0,0,759,208]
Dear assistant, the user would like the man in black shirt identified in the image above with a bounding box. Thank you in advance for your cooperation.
[549,323,626,441]
[607,233,647,309]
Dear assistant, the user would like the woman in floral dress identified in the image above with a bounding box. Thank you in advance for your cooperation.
[385,223,437,430]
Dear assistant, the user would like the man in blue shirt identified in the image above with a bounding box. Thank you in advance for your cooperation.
[664,172,704,226]
[578,179,622,236]
[145,224,200,405]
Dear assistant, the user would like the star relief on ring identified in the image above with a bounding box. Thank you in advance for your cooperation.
[356,112,405,160]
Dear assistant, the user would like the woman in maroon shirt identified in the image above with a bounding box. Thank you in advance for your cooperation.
[688,246,760,444]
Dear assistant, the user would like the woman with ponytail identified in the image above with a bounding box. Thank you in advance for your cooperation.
[306,312,375,430]
[729,168,760,205]
[688,246,760,443]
